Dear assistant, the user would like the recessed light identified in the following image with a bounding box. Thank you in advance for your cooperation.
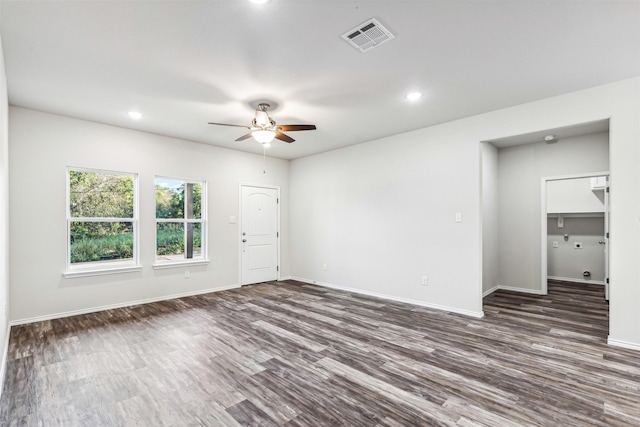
[406,91,423,101]
[544,134,556,142]
[128,111,143,120]
[249,0,269,4]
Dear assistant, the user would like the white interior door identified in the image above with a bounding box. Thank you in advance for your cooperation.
[241,185,279,285]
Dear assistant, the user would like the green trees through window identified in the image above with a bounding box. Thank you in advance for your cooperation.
[68,169,136,265]
[66,169,205,271]
[155,178,205,262]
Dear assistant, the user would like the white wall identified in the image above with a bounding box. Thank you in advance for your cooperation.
[482,142,499,294]
[497,132,608,292]
[290,77,640,348]
[9,107,290,321]
[0,31,11,395]
[547,216,605,283]
[290,120,484,317]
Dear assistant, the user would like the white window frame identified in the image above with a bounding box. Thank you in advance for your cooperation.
[64,167,141,278]
[153,176,209,269]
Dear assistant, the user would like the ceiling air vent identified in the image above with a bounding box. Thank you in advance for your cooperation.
[341,18,395,53]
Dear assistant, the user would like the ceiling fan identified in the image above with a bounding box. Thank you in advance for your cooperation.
[208,103,316,145]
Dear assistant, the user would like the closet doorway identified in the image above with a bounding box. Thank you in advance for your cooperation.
[542,173,609,299]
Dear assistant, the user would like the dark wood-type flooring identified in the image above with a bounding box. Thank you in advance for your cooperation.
[1,280,640,426]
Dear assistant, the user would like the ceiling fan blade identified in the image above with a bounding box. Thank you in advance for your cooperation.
[235,133,254,142]
[208,122,251,129]
[276,124,316,132]
[275,132,295,143]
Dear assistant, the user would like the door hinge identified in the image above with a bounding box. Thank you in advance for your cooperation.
[606,186,610,193]
[277,198,279,204]
[606,278,609,284]
[277,232,279,238]
[277,266,279,272]
[606,232,609,238]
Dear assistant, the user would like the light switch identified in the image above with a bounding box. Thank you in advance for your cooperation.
[553,241,559,248]
[229,216,237,224]
[455,213,462,223]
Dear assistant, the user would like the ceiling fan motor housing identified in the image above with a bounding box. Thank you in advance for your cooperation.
[254,110,272,128]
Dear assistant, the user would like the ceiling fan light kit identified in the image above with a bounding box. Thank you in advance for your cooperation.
[208,102,316,147]
[252,130,276,144]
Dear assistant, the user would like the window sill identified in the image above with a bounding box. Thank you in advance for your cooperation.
[152,259,210,270]
[63,265,142,279]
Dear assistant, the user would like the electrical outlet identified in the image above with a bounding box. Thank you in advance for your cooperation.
[553,241,559,248]
[184,270,191,279]
[421,276,428,286]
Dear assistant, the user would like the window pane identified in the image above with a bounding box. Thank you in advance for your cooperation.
[184,222,203,259]
[70,222,134,264]
[192,222,202,258]
[191,183,202,219]
[154,177,205,264]
[156,222,184,260]
[70,171,134,218]
[155,179,185,219]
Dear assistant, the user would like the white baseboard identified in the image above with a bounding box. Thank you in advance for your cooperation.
[607,337,640,352]
[277,276,292,281]
[10,284,240,326]
[547,276,605,286]
[291,277,484,318]
[494,285,545,295]
[483,285,500,297]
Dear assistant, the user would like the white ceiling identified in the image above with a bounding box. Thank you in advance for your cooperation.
[1,1,639,160]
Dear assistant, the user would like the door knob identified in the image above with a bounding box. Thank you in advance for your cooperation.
[242,239,247,243]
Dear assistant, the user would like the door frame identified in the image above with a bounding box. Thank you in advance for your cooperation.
[238,183,281,285]
[540,171,610,295]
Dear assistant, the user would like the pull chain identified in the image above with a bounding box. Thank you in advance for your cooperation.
[263,145,267,174]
